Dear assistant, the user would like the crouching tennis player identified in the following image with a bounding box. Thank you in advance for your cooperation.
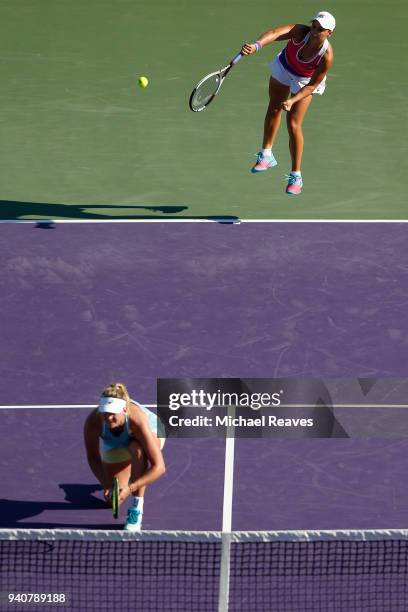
[84,383,165,531]
[242,11,335,195]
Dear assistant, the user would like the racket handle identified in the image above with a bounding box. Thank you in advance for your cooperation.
[231,52,243,65]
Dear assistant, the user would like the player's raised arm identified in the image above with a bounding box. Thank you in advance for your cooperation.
[241,24,298,55]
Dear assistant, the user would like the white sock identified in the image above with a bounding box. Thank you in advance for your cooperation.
[291,171,301,177]
[262,148,272,158]
[132,496,144,512]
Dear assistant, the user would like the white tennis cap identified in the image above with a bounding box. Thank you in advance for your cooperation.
[98,396,126,414]
[311,11,336,31]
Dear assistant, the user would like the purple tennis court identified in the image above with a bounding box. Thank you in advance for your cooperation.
[1,221,408,611]
[1,222,408,531]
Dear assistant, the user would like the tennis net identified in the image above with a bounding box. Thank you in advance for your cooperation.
[1,529,408,611]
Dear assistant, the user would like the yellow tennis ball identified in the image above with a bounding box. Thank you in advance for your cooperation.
[138,76,149,88]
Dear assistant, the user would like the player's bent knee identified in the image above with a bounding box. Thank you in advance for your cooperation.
[287,117,302,133]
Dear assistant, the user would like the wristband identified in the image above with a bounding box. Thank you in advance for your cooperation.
[255,40,263,52]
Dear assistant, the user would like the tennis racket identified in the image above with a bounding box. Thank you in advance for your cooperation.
[111,477,119,519]
[189,52,243,112]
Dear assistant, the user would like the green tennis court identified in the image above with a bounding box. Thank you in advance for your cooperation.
[0,0,406,220]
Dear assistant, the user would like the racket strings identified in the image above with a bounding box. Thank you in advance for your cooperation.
[190,74,221,111]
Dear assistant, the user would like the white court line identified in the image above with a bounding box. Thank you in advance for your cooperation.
[222,406,236,533]
[2,404,408,410]
[242,219,408,223]
[0,404,157,409]
[0,219,238,224]
[1,219,408,223]
[218,406,236,612]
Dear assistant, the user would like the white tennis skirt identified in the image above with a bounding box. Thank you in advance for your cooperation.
[270,55,326,96]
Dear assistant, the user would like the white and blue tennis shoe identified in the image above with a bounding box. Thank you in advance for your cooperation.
[124,506,143,532]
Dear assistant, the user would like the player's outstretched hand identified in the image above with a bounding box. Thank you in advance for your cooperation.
[241,43,257,55]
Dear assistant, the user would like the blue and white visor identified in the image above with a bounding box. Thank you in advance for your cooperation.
[98,396,126,414]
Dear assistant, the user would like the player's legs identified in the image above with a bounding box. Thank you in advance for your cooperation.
[128,435,163,496]
[102,459,131,507]
[124,436,163,532]
[251,77,290,172]
[263,77,291,149]
[286,95,313,172]
[128,439,148,497]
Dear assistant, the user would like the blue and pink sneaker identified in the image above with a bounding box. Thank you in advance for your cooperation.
[251,151,277,173]
[285,173,303,195]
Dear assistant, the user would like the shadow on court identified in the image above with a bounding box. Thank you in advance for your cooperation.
[0,200,240,223]
[0,484,117,528]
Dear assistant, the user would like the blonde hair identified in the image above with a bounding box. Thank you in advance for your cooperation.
[101,382,130,402]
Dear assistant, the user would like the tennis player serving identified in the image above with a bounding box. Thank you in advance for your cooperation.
[84,383,165,531]
[242,10,335,195]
